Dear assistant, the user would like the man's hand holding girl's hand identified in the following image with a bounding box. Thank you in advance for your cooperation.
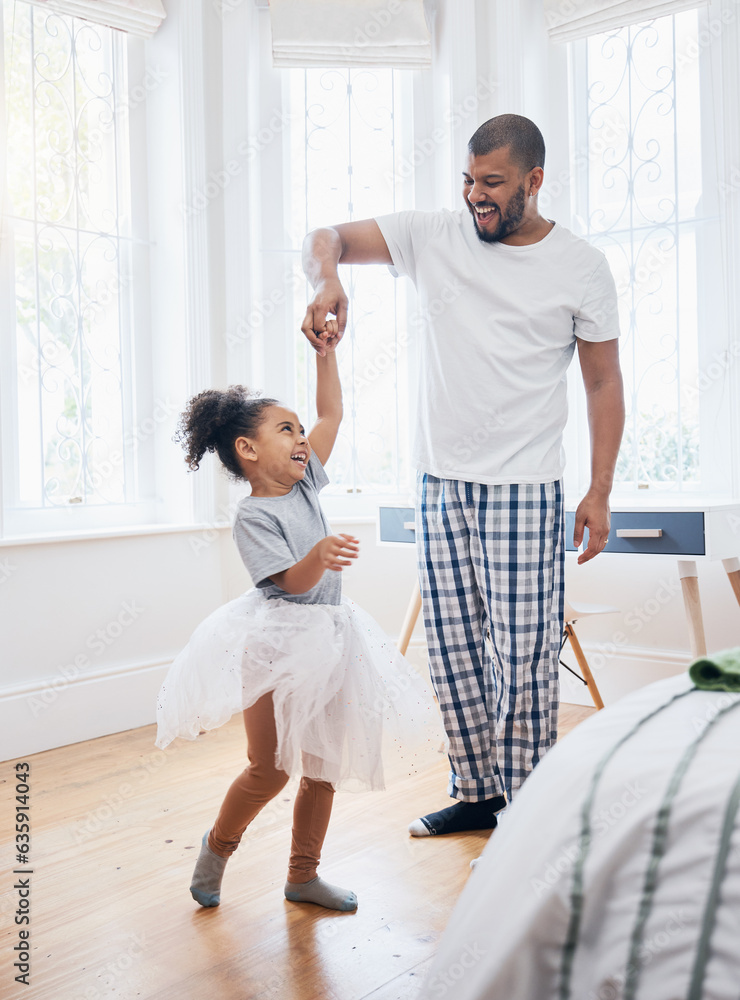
[315,534,360,572]
[301,281,347,355]
[316,319,340,353]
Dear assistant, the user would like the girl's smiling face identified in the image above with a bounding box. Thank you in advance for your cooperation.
[236,404,311,490]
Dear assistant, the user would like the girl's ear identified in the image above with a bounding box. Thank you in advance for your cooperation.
[234,435,258,463]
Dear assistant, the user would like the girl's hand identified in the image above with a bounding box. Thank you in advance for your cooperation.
[315,534,359,571]
[302,280,347,356]
[314,318,340,354]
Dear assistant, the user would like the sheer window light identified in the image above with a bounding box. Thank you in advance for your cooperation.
[569,8,728,492]
[284,67,415,501]
[1,2,152,533]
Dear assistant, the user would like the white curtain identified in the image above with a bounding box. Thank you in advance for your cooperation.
[543,0,709,42]
[29,0,166,38]
[268,0,431,69]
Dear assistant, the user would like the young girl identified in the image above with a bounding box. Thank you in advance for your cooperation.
[155,332,438,912]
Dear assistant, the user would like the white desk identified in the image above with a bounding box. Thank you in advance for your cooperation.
[566,496,740,658]
[379,497,740,658]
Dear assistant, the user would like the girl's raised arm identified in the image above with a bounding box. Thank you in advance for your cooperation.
[308,330,343,466]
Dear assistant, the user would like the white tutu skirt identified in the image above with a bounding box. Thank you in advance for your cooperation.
[155,591,441,791]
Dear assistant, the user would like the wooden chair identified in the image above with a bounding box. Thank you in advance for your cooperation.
[560,597,620,710]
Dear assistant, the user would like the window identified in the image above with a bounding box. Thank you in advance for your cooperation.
[1,2,152,534]
[569,8,729,493]
[242,9,495,513]
[285,67,415,501]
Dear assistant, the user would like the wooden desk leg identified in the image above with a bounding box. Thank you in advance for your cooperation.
[722,557,740,609]
[678,560,707,658]
[564,623,604,710]
[397,579,422,656]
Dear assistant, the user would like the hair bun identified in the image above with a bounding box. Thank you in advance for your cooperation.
[175,385,277,476]
[213,386,251,428]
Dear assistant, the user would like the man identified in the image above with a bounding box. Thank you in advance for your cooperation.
[300,114,625,836]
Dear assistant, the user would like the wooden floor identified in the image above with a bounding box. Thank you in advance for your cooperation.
[3,704,595,1000]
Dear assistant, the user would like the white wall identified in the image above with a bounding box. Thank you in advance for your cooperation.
[1,528,225,760]
[0,513,428,761]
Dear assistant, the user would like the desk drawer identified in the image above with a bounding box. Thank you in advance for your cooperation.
[565,510,705,555]
[379,506,416,543]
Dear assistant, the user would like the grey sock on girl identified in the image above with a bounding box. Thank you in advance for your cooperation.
[190,831,228,907]
[284,876,357,911]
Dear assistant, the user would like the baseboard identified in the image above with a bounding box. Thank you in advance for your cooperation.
[3,641,433,761]
[3,657,172,761]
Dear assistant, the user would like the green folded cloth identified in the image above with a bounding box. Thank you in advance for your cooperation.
[689,647,740,691]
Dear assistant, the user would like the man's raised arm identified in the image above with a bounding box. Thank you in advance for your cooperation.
[301,219,392,355]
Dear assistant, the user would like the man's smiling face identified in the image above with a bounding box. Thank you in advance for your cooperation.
[462,147,528,244]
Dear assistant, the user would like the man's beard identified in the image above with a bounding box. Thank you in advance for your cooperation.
[470,183,527,244]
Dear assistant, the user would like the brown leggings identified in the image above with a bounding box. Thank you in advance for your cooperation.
[207,692,334,884]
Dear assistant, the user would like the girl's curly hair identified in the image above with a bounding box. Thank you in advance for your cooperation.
[175,386,278,479]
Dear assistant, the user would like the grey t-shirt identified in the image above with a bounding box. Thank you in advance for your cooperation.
[232,452,341,606]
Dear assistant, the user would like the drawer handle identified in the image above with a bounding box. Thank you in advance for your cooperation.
[403,522,416,531]
[616,528,663,538]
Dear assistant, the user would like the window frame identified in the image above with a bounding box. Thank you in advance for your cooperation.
[284,64,417,515]
[244,4,467,518]
[566,4,736,499]
[0,6,157,537]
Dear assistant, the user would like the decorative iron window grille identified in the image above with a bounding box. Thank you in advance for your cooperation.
[570,9,723,491]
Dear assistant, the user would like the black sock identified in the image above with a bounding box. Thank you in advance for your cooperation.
[416,796,507,836]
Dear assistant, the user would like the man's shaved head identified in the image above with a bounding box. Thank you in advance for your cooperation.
[468,114,546,174]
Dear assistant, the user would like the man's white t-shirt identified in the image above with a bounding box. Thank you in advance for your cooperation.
[374,209,620,485]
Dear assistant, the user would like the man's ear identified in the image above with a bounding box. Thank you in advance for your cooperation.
[527,166,545,197]
[234,435,258,462]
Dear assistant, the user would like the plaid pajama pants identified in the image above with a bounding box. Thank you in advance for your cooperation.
[416,473,565,802]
